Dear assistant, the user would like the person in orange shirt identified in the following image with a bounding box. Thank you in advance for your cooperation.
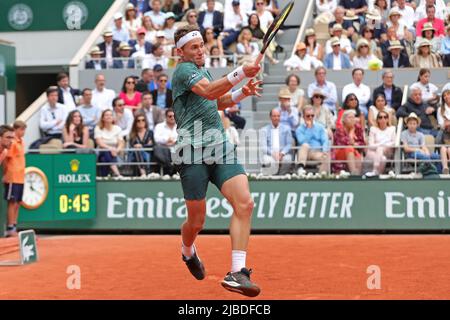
[3,121,26,238]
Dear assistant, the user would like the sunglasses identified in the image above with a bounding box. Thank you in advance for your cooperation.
[377,115,388,119]
[313,95,323,99]
[137,118,146,122]
[256,2,265,5]
[117,103,125,107]
[167,114,175,118]
[305,114,315,118]
[159,79,168,82]
[189,15,197,18]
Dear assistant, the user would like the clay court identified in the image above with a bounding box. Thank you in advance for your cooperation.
[1,234,450,299]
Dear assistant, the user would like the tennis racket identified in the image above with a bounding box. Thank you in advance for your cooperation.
[255,0,295,65]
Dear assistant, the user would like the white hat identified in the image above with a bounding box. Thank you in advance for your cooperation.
[114,12,123,20]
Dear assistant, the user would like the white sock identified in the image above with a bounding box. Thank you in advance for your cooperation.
[182,242,195,259]
[231,250,246,273]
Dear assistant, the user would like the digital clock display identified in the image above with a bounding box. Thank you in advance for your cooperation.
[55,187,96,220]
[59,194,90,213]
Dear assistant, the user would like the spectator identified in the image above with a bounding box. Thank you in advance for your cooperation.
[203,27,224,56]
[372,70,403,110]
[255,0,274,30]
[224,0,253,17]
[222,0,246,49]
[130,27,153,57]
[342,10,361,34]
[380,25,409,56]
[129,112,154,177]
[316,0,338,22]
[112,97,134,140]
[304,89,335,138]
[236,27,260,63]
[78,88,101,134]
[263,0,280,17]
[394,0,416,32]
[410,38,443,68]
[198,0,223,35]
[438,89,450,129]
[416,0,447,21]
[337,93,366,130]
[333,109,366,174]
[382,39,411,68]
[113,42,135,69]
[304,28,325,62]
[411,68,439,106]
[387,7,410,41]
[365,110,396,176]
[372,0,388,23]
[284,74,305,113]
[362,9,387,42]
[199,0,224,12]
[220,111,240,145]
[62,110,90,150]
[325,24,353,55]
[401,112,441,172]
[223,93,247,130]
[416,4,445,37]
[153,108,177,175]
[98,29,120,67]
[0,125,14,166]
[152,64,172,90]
[284,42,322,71]
[352,38,377,69]
[182,9,199,28]
[397,86,439,137]
[40,86,68,138]
[57,72,78,110]
[308,66,339,114]
[145,0,167,30]
[136,68,154,93]
[143,42,169,69]
[260,108,293,175]
[162,12,177,44]
[151,73,173,109]
[125,3,142,40]
[440,25,450,66]
[276,88,299,134]
[417,22,441,53]
[130,0,152,17]
[205,45,227,67]
[360,26,380,57]
[296,105,330,174]
[142,15,158,42]
[85,46,107,70]
[323,37,352,70]
[139,91,165,130]
[437,89,450,174]
[368,93,396,128]
[119,77,142,110]
[339,0,368,19]
[248,13,264,41]
[172,0,195,21]
[162,0,174,13]
[329,6,356,38]
[95,109,124,177]
[92,74,116,111]
[342,68,371,116]
[112,12,130,43]
[2,121,26,238]
[153,26,172,56]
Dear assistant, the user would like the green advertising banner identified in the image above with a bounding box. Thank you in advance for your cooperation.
[18,179,450,231]
[0,0,114,32]
[0,43,15,91]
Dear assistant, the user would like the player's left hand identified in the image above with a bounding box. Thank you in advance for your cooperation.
[242,79,263,97]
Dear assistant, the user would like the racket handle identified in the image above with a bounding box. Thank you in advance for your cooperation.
[254,52,264,66]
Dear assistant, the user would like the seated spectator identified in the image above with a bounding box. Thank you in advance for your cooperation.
[329,6,356,38]
[162,12,177,44]
[394,0,415,32]
[112,97,134,139]
[316,0,338,23]
[40,86,68,138]
[119,76,142,110]
[401,112,441,172]
[305,89,335,138]
[416,0,447,22]
[284,42,322,71]
[417,22,441,54]
[130,27,153,57]
[308,67,339,115]
[92,74,116,111]
[337,93,366,130]
[139,91,165,130]
[57,72,79,110]
[151,74,173,109]
[416,4,445,37]
[362,9,387,43]
[438,89,450,174]
[95,110,124,177]
[145,0,167,30]
[162,0,174,13]
[142,15,158,42]
[219,111,240,145]
[325,24,352,55]
[296,105,330,174]
[85,46,107,70]
[305,28,325,61]
[199,0,224,13]
[142,42,169,69]
[125,3,142,40]
[223,92,247,130]
[247,13,264,41]
[203,27,224,56]
[352,38,377,69]
[112,12,130,43]
[129,112,154,177]
[368,93,396,127]
[222,0,247,50]
[198,0,223,35]
[380,26,409,56]
[136,68,154,93]
[113,42,135,69]
[441,25,450,66]
[130,0,152,17]
[323,37,352,70]
[285,74,305,113]
[259,108,293,175]
[438,89,450,129]
[181,9,200,28]
[342,68,371,117]
[172,0,195,21]
[62,110,90,150]
[276,88,299,134]
[372,0,389,23]
[360,26,381,57]
[152,64,172,90]
[154,108,178,175]
[255,0,274,30]
[386,7,409,41]
[205,46,227,67]
[411,68,439,106]
[98,29,120,68]
[154,29,172,56]
[224,0,253,17]
[372,70,403,110]
[333,109,366,174]
[382,40,411,68]
[397,86,439,137]
[236,27,260,63]
[78,88,101,134]
[264,0,280,17]
[339,0,368,20]
[365,110,396,176]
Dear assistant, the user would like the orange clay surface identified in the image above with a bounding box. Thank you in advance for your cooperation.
[1,235,450,299]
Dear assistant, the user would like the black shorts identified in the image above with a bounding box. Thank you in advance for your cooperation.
[4,183,24,202]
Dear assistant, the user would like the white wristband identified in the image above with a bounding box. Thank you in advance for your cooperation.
[227,66,246,86]
[231,88,247,103]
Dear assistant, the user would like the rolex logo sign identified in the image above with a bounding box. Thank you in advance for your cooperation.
[57,159,91,184]
[70,159,80,173]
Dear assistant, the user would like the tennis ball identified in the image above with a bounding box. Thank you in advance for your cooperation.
[368,58,383,71]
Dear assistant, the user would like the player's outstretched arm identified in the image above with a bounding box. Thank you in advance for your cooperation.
[191,63,261,101]
[217,79,263,111]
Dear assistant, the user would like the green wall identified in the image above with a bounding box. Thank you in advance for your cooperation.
[0,44,15,91]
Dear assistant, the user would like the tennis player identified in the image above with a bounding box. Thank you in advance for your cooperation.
[172,25,262,297]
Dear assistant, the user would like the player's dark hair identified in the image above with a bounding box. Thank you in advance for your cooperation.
[0,125,14,137]
[56,72,69,82]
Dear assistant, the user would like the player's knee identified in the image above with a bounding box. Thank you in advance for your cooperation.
[236,198,254,218]
[190,217,205,233]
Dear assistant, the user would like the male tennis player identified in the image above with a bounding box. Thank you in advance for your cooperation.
[172,25,262,297]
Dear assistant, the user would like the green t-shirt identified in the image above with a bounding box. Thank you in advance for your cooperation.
[172,62,225,148]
